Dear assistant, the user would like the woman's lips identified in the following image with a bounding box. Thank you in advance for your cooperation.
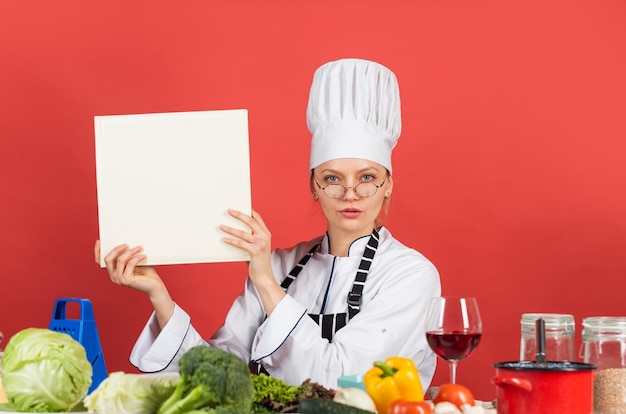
[340,208,362,218]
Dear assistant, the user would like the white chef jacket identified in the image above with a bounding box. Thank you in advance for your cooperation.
[129,226,441,389]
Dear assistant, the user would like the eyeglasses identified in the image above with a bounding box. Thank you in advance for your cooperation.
[314,175,388,199]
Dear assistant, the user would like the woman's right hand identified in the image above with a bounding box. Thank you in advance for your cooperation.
[94,240,175,328]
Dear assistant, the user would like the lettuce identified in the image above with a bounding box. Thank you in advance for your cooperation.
[83,371,179,414]
[0,328,92,412]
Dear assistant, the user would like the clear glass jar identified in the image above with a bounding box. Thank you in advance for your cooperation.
[520,313,575,361]
[582,316,626,414]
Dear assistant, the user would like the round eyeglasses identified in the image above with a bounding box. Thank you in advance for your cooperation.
[314,175,388,199]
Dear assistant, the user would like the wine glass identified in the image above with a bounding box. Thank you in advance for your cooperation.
[425,297,482,384]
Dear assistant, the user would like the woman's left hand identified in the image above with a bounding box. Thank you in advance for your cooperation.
[220,209,280,298]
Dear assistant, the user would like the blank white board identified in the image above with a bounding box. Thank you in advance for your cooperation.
[95,109,251,266]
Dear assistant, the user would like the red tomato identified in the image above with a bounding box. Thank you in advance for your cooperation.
[387,400,433,414]
[432,383,475,409]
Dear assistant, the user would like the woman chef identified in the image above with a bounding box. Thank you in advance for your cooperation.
[97,58,441,389]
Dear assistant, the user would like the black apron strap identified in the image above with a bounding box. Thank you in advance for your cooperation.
[347,228,380,320]
[335,312,347,332]
[280,242,320,291]
[321,314,335,341]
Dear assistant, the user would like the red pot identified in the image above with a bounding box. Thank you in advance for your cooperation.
[492,361,596,414]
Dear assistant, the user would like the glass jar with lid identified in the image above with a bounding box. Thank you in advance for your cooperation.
[582,316,626,414]
[520,313,575,361]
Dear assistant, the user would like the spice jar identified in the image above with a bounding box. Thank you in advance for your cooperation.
[520,313,575,361]
[582,316,626,414]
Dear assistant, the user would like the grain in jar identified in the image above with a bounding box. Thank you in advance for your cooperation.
[582,316,626,414]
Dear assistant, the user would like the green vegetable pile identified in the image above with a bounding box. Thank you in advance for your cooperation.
[1,332,337,414]
[0,328,93,412]
[81,345,336,413]
[156,345,255,414]
[251,373,335,413]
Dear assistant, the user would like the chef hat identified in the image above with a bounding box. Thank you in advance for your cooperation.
[306,58,401,173]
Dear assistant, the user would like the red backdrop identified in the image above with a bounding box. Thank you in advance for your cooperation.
[1,0,625,400]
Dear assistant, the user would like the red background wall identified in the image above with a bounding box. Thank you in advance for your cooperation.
[1,0,625,400]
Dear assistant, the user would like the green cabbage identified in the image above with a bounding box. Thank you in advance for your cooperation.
[0,328,92,412]
[83,371,179,414]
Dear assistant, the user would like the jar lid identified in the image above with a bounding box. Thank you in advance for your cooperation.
[521,313,575,329]
[583,316,626,328]
[582,317,626,339]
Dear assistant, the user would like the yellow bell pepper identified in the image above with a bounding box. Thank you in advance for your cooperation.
[363,356,424,414]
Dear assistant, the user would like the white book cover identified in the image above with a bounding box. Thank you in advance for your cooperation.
[95,109,251,266]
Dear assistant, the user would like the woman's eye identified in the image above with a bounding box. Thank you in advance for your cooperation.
[324,176,339,183]
[361,174,375,181]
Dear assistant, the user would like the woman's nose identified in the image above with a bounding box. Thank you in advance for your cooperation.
[342,186,359,200]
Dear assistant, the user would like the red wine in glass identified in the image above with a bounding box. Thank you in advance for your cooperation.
[426,331,482,361]
[425,297,482,384]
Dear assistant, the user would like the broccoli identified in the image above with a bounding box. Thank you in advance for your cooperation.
[156,345,255,414]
